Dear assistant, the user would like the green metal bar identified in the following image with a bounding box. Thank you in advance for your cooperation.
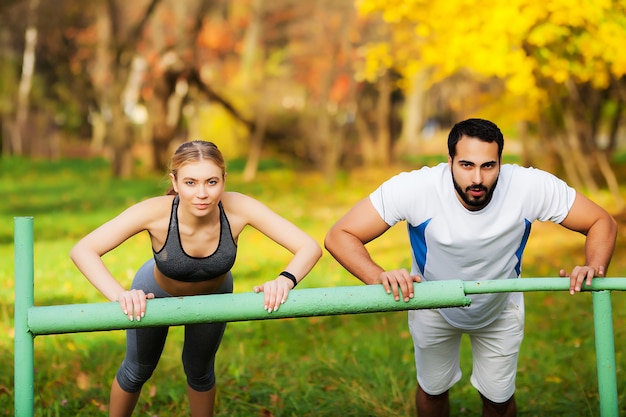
[28,278,626,336]
[593,291,619,417]
[28,281,472,335]
[462,277,626,294]
[14,217,34,417]
[13,217,626,416]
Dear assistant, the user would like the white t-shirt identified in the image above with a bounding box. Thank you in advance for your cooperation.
[370,163,576,329]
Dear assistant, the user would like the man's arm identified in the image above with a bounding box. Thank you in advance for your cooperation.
[559,191,618,294]
[325,197,421,301]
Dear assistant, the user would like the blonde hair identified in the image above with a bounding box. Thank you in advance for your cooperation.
[166,141,226,195]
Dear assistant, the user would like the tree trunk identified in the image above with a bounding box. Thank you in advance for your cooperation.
[375,71,392,165]
[396,70,426,157]
[356,74,394,167]
[11,0,39,156]
[594,150,625,211]
[105,0,162,177]
[353,108,372,164]
[242,0,265,182]
[109,100,133,177]
[89,1,111,154]
[563,111,598,192]
[242,102,268,182]
[0,25,14,155]
[553,134,583,190]
[151,67,186,173]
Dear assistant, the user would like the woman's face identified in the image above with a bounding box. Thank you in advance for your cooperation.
[170,159,225,216]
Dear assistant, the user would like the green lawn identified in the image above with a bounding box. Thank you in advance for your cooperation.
[2,156,625,416]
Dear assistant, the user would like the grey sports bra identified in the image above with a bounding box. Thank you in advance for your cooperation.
[153,196,237,282]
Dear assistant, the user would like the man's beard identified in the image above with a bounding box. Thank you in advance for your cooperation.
[452,174,498,211]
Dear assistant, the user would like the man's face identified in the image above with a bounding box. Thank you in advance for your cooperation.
[448,135,501,211]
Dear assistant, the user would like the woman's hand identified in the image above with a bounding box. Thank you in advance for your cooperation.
[253,276,294,313]
[117,289,155,321]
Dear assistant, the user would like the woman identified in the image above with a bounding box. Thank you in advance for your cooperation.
[70,140,322,417]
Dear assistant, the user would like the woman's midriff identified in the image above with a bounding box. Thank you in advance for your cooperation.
[153,265,228,296]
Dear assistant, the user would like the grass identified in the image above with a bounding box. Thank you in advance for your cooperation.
[2,155,626,416]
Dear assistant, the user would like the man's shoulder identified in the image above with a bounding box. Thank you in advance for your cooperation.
[501,164,557,180]
[374,164,448,203]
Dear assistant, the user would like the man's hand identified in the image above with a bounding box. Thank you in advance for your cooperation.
[560,265,605,295]
[378,269,422,302]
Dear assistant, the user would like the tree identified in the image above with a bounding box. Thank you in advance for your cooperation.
[8,0,39,156]
[357,0,626,207]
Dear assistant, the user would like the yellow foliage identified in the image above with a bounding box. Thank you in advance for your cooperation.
[197,104,249,159]
[357,0,626,120]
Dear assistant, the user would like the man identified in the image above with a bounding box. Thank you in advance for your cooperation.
[324,118,617,417]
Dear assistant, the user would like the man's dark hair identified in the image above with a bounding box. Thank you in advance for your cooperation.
[448,118,504,159]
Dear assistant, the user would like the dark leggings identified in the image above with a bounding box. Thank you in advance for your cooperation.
[115,259,233,393]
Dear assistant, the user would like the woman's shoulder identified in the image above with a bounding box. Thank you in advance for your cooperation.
[121,195,176,220]
[220,191,271,220]
[221,191,257,207]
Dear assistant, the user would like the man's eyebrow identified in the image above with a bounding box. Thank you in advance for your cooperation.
[456,159,497,167]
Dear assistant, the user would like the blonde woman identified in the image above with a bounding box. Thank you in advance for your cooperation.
[71,140,322,417]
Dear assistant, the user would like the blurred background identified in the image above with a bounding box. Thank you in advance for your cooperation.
[4,1,626,415]
[1,0,626,202]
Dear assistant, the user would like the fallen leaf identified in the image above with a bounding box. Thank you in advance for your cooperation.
[76,372,90,390]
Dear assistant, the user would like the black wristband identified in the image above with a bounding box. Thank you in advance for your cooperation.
[280,271,297,288]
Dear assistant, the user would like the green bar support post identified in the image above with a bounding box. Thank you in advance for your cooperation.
[14,217,34,417]
[592,291,618,417]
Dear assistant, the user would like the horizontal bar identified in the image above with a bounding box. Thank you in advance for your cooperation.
[28,277,626,336]
[28,280,471,335]
[462,277,626,294]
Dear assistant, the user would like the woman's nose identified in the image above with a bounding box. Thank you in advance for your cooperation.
[197,185,208,197]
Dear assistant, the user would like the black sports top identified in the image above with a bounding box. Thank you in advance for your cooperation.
[153,196,237,282]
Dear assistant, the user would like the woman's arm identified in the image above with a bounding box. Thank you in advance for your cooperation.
[222,192,322,312]
[70,197,168,319]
